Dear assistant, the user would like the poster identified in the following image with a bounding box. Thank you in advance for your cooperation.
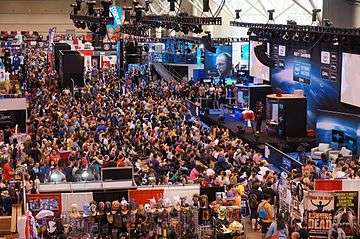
[333,191,358,237]
[278,177,292,215]
[306,191,334,239]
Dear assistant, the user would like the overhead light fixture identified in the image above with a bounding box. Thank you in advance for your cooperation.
[235,9,242,20]
[168,0,176,12]
[312,9,321,25]
[203,0,210,12]
[267,9,275,23]
[282,32,290,41]
[86,0,96,16]
[303,33,310,42]
[332,36,339,46]
[292,32,300,41]
[101,0,112,17]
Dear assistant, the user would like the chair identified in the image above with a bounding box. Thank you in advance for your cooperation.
[329,147,352,161]
[311,143,331,160]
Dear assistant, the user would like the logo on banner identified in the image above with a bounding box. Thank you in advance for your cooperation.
[321,51,331,64]
[278,45,286,57]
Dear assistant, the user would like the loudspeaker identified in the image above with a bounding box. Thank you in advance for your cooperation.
[254,43,275,68]
[203,0,210,12]
[201,35,216,53]
[59,50,84,89]
[53,43,71,72]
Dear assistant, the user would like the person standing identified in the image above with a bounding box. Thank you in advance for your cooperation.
[265,213,289,239]
[255,101,264,133]
[258,194,274,234]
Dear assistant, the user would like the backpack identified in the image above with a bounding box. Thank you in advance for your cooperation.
[249,193,258,209]
[258,203,268,220]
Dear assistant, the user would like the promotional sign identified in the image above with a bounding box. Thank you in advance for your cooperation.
[333,191,358,237]
[305,191,334,239]
[278,177,292,215]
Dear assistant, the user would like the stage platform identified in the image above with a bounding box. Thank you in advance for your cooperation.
[202,113,317,153]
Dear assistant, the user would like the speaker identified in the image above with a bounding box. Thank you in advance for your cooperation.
[124,41,142,64]
[203,0,210,12]
[254,43,275,68]
[59,50,84,89]
[53,43,71,73]
[201,35,216,53]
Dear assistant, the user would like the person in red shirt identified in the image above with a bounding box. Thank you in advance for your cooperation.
[2,159,13,181]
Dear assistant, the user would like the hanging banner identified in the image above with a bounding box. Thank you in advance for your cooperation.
[278,177,292,216]
[305,191,334,239]
[333,191,358,237]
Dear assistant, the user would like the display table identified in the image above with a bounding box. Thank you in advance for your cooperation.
[266,94,307,138]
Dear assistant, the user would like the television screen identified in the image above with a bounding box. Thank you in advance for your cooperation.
[341,53,360,107]
[249,40,270,81]
[332,129,344,144]
[204,45,232,79]
[232,42,249,72]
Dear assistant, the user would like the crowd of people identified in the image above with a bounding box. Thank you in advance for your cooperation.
[0,41,360,238]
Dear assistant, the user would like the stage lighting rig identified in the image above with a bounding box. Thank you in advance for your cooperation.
[70,0,114,47]
[235,9,242,20]
[101,0,112,17]
[168,0,176,12]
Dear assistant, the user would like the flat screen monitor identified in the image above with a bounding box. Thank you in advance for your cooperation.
[341,53,360,107]
[331,129,344,144]
[264,143,303,172]
[249,40,270,81]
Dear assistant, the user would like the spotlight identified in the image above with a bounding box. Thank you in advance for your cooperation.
[303,33,310,42]
[80,21,86,29]
[292,32,300,41]
[235,9,242,20]
[168,0,176,12]
[312,9,321,24]
[86,0,96,16]
[145,0,152,12]
[123,6,133,23]
[332,36,339,46]
[287,20,297,26]
[101,0,112,17]
[267,9,275,23]
[135,6,144,21]
[323,19,333,27]
[282,32,290,41]
[203,0,210,12]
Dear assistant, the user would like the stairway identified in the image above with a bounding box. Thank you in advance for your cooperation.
[152,63,183,82]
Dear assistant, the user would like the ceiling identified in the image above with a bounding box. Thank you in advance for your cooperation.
[147,0,323,37]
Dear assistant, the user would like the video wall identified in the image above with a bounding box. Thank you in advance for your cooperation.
[204,42,249,85]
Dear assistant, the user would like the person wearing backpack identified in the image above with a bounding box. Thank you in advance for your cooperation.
[265,213,289,239]
[258,194,274,234]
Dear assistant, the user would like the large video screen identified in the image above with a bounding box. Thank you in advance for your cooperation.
[232,42,249,72]
[341,53,360,107]
[249,40,270,81]
[204,45,233,82]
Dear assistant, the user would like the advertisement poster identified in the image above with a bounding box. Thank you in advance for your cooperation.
[278,177,292,215]
[306,191,334,239]
[293,49,312,84]
[333,191,358,237]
